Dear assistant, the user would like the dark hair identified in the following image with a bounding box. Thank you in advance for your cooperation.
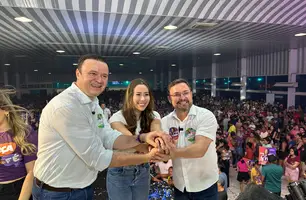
[267,155,277,163]
[246,142,252,148]
[122,78,155,135]
[289,147,299,156]
[167,78,191,94]
[77,54,105,72]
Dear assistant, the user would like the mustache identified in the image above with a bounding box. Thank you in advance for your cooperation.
[177,100,189,104]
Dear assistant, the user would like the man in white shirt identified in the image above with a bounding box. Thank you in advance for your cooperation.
[161,79,219,200]
[32,54,171,200]
[101,102,111,120]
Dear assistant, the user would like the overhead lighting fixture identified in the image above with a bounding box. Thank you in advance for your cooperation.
[48,72,51,75]
[14,16,32,23]
[133,52,140,55]
[164,25,177,30]
[73,63,78,66]
[4,64,10,66]
[214,53,221,56]
[56,50,65,53]
[295,33,306,37]
[139,72,142,74]
[150,69,153,72]
[171,64,176,67]
[119,64,124,66]
[34,69,38,72]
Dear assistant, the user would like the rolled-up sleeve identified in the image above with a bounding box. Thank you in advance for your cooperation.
[51,106,113,171]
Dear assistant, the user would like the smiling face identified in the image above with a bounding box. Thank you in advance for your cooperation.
[168,82,193,112]
[75,59,108,99]
[133,84,150,112]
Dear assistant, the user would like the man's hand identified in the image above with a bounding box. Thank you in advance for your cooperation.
[150,151,172,163]
[141,131,173,150]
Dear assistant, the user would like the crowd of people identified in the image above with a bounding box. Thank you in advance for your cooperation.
[1,54,306,200]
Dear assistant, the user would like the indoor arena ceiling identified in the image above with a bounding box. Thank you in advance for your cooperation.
[0,0,306,72]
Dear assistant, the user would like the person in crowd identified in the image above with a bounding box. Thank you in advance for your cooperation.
[250,160,262,186]
[0,89,38,200]
[219,142,231,187]
[161,79,219,200]
[299,134,306,178]
[154,159,173,181]
[218,164,228,191]
[261,155,283,196]
[284,147,300,183]
[217,177,227,200]
[236,156,250,192]
[245,142,254,160]
[106,78,165,200]
[101,102,111,121]
[32,54,171,200]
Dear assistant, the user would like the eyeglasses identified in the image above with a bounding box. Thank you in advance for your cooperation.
[169,90,191,98]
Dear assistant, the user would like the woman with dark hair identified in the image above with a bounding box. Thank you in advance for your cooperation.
[0,89,37,200]
[284,147,300,182]
[106,78,164,200]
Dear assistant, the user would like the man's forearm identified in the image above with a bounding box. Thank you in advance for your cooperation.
[113,135,139,150]
[108,151,149,167]
[173,143,209,159]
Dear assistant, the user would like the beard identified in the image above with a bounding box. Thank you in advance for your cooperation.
[175,100,192,112]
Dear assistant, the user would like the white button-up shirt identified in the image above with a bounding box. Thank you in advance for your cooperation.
[161,105,218,192]
[34,83,121,188]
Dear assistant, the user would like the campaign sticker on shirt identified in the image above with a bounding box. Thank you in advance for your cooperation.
[185,128,196,143]
[97,113,105,128]
[1,153,22,167]
[169,127,179,140]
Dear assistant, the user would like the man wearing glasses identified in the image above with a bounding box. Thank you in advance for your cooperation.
[161,78,219,200]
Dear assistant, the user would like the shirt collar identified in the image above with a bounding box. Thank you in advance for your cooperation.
[171,104,196,120]
[70,83,99,105]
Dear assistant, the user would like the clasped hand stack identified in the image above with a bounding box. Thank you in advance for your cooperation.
[136,131,176,163]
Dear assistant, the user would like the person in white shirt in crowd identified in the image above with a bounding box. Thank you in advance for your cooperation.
[32,55,171,200]
[101,102,111,120]
[161,79,219,200]
[106,78,165,200]
[155,159,173,175]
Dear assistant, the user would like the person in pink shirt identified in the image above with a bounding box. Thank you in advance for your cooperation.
[237,156,250,192]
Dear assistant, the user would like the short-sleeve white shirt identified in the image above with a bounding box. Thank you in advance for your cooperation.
[109,110,161,135]
[161,105,219,192]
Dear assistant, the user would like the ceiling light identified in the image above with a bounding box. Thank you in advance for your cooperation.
[48,72,51,75]
[214,53,221,56]
[119,64,124,66]
[109,72,112,75]
[171,64,176,67]
[295,33,306,37]
[150,69,153,72]
[4,64,10,66]
[164,25,177,30]
[34,69,38,72]
[133,52,140,55]
[56,50,65,53]
[139,72,142,74]
[73,63,78,66]
[14,16,32,23]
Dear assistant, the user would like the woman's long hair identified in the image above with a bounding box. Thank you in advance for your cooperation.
[122,79,155,135]
[0,89,36,155]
